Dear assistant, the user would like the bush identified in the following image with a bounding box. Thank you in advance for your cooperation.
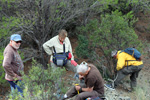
[75,10,143,77]
[8,59,67,100]
[75,34,89,59]
[0,48,7,87]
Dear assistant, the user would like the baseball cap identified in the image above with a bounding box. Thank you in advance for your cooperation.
[111,50,117,57]
[10,34,22,41]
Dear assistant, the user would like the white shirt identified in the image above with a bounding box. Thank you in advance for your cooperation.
[43,35,74,61]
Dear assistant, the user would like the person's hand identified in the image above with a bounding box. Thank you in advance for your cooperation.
[71,60,77,66]
[75,85,81,91]
[13,74,22,80]
[114,66,117,74]
[17,75,22,80]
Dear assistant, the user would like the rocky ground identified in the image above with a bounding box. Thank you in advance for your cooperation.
[63,57,150,100]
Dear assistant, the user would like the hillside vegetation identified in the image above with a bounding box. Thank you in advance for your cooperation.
[0,0,150,99]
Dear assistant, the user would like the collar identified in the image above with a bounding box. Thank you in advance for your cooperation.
[57,35,65,45]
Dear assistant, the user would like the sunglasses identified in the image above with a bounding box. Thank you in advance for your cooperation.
[15,41,22,43]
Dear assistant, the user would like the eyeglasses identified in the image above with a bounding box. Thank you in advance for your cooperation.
[15,41,22,43]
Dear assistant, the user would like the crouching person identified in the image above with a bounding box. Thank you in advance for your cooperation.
[62,63,105,100]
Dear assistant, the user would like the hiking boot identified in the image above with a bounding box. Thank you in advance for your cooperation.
[60,94,68,100]
[104,84,115,90]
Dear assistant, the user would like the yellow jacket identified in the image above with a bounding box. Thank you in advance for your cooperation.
[116,50,143,71]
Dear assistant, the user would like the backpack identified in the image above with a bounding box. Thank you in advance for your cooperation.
[53,44,68,66]
[122,48,141,60]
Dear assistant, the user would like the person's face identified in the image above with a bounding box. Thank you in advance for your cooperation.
[113,55,117,59]
[78,71,88,77]
[59,36,65,43]
[11,40,22,49]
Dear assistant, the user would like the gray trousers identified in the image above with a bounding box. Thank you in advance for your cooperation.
[114,64,144,88]
[66,84,103,100]
[51,60,77,95]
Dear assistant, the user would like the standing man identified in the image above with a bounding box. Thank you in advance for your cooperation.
[43,29,78,98]
[3,34,24,96]
[43,29,77,72]
[62,62,105,100]
[105,50,144,91]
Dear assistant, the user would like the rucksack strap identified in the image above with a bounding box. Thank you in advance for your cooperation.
[63,44,65,53]
[119,50,124,54]
[125,60,136,69]
[53,44,66,54]
[53,46,56,54]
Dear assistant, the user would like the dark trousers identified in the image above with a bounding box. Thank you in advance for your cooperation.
[7,80,24,96]
[66,84,103,100]
[114,64,144,88]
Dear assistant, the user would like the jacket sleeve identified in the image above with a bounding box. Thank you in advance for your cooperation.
[43,39,54,55]
[3,50,16,77]
[67,38,74,60]
[116,54,126,70]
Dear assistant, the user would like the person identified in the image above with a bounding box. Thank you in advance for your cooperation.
[62,62,105,100]
[43,29,78,98]
[43,29,78,72]
[3,34,24,96]
[105,50,144,91]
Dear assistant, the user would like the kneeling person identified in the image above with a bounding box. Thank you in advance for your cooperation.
[63,63,104,100]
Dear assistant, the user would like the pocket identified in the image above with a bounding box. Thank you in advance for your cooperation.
[122,67,132,74]
[56,59,64,66]
[53,53,68,66]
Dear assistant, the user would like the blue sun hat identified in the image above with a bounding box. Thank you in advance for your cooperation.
[10,34,22,41]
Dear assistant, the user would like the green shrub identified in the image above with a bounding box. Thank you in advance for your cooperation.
[75,10,143,77]
[0,48,7,87]
[8,59,66,100]
[75,34,89,59]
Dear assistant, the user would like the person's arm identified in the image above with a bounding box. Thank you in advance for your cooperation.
[76,85,94,92]
[116,54,126,70]
[43,39,54,55]
[67,37,74,60]
[82,86,94,92]
[3,50,16,78]
[76,77,95,92]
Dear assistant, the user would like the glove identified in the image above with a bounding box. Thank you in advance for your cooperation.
[67,52,72,60]
[71,60,78,66]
